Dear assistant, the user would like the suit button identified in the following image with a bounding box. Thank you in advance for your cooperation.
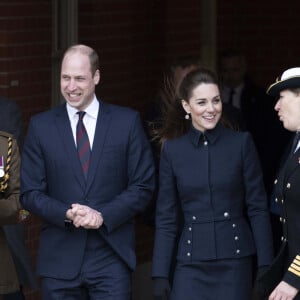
[236,249,240,254]
[204,141,208,146]
[274,179,278,184]
[192,216,196,220]
[279,217,282,222]
[275,198,278,203]
[287,183,291,189]
[234,236,239,240]
[187,240,191,244]
[281,236,284,241]
[187,252,191,257]
[232,223,236,228]
[189,227,192,231]
[283,218,286,223]
[224,212,229,217]
[282,199,284,204]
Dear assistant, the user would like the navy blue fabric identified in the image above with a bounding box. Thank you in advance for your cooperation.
[171,257,253,300]
[20,100,155,289]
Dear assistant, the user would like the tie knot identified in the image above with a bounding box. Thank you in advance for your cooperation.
[77,111,86,121]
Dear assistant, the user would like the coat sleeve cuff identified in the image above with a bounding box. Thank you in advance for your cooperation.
[283,255,300,290]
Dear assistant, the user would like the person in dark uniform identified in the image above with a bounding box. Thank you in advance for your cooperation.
[0,97,37,300]
[0,132,29,299]
[257,68,300,299]
[151,68,274,300]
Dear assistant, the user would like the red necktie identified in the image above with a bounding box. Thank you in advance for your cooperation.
[76,111,91,178]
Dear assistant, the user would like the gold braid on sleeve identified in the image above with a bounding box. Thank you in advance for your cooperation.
[0,137,12,193]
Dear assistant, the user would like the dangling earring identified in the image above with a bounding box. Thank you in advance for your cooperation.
[185,113,190,120]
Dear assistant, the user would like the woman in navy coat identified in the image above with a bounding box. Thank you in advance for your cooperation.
[152,68,274,300]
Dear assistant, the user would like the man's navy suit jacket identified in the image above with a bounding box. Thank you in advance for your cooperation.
[20,100,155,280]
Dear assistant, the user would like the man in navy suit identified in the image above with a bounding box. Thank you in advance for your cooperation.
[20,44,155,300]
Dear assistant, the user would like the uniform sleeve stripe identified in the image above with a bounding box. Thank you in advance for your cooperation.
[288,266,300,277]
[293,260,300,268]
[292,256,300,266]
[291,263,300,271]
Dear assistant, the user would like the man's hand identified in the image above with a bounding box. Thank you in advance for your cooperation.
[66,204,103,229]
[269,281,298,300]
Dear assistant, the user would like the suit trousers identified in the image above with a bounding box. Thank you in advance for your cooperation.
[41,231,131,300]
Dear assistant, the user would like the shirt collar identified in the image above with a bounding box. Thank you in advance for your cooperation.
[66,95,99,120]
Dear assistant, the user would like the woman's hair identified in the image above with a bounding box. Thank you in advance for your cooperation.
[157,67,219,143]
[178,67,218,100]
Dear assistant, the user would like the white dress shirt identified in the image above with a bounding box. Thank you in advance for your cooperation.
[66,95,99,149]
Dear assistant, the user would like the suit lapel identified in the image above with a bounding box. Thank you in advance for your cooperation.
[54,104,86,189]
[86,101,111,192]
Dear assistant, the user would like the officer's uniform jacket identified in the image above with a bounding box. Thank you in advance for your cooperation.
[272,146,300,290]
[152,124,274,278]
[0,131,22,294]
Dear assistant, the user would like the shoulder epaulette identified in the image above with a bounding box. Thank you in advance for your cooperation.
[0,135,13,193]
[0,131,13,139]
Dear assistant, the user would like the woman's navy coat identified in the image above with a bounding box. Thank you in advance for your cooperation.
[152,124,274,278]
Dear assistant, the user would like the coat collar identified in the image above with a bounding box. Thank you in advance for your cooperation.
[188,122,222,147]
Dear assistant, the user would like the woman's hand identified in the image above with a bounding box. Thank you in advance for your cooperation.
[269,281,298,300]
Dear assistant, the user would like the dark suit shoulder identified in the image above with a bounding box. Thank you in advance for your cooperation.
[219,127,255,151]
[221,125,251,139]
[29,104,66,122]
[101,101,139,118]
[164,125,251,151]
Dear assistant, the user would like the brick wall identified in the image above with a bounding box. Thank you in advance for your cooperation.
[217,1,300,90]
[0,1,52,127]
[78,0,202,115]
[1,1,299,299]
[0,1,51,299]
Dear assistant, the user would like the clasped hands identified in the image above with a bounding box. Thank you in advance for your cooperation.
[66,204,103,229]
